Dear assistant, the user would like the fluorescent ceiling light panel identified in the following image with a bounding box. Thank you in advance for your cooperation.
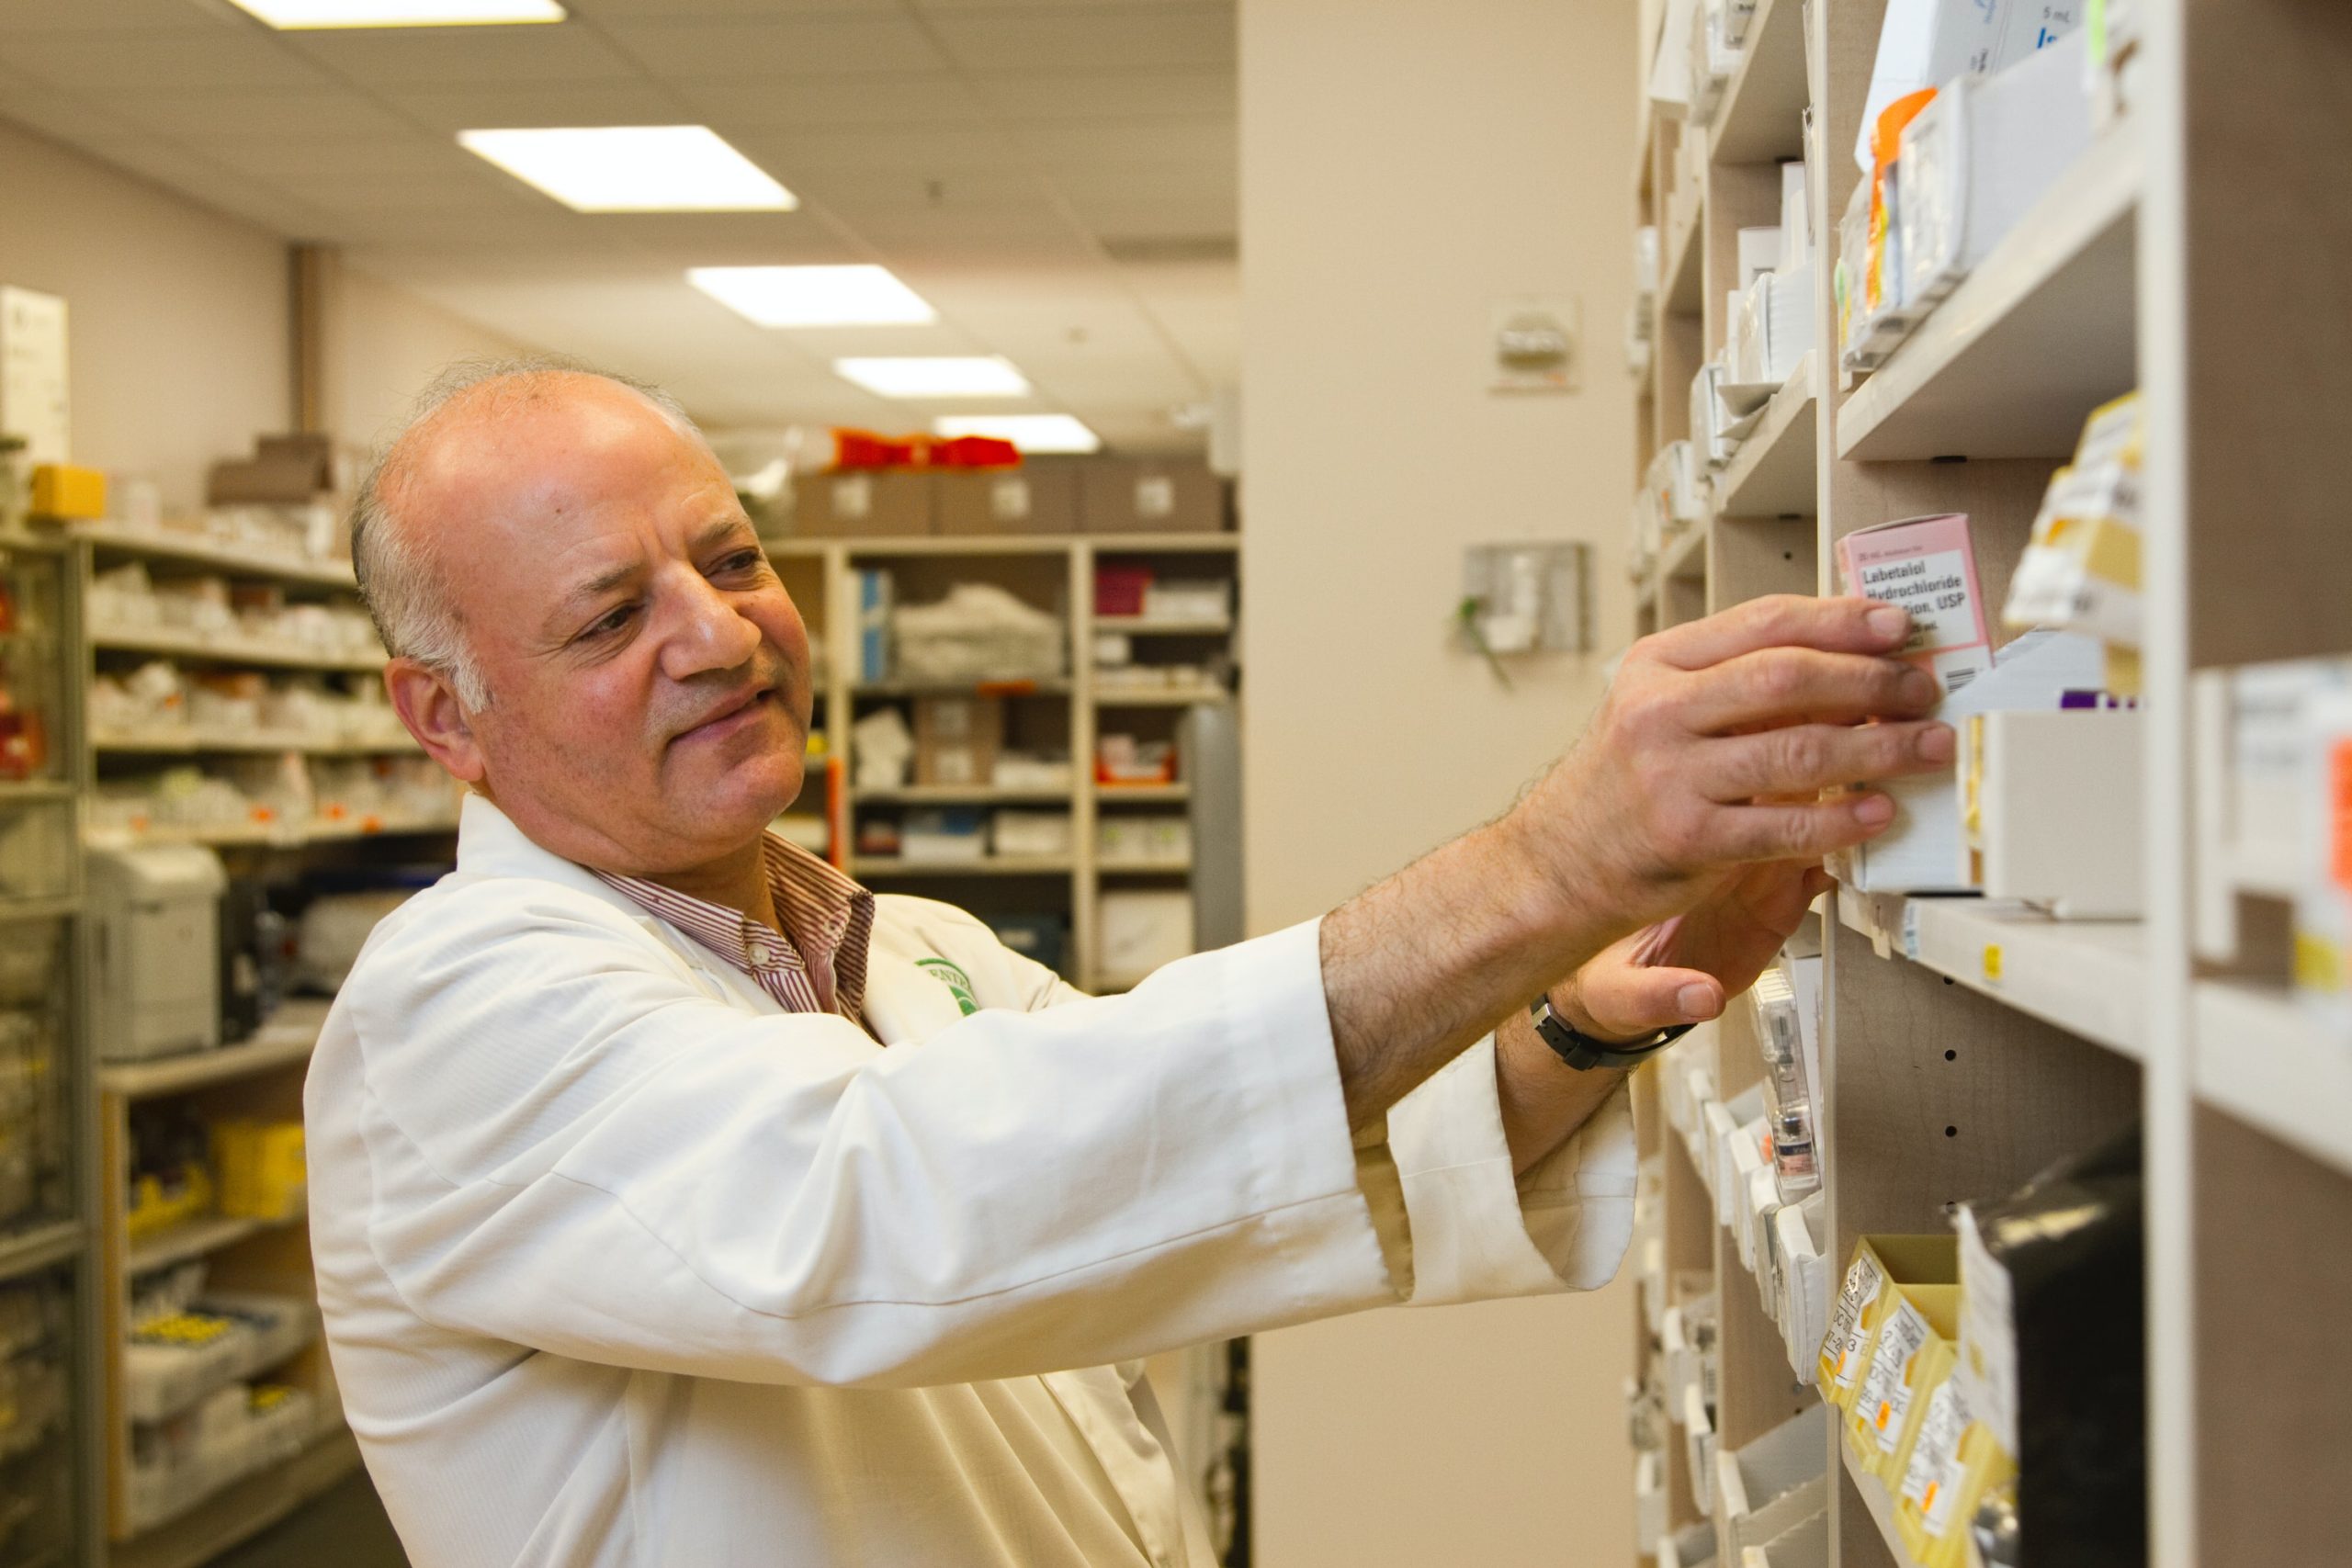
[834,357,1032,399]
[689,265,935,328]
[933,415,1101,454]
[227,0,564,25]
[459,127,794,212]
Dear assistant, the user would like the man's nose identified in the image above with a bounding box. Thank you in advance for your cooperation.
[660,568,763,680]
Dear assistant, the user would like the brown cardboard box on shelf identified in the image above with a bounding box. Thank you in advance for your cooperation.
[1080,458,1225,535]
[934,464,1080,536]
[913,695,1003,787]
[796,470,934,537]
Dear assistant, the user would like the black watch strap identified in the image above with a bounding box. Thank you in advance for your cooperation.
[1529,994,1695,1071]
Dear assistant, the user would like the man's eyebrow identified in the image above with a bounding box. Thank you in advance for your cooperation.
[548,558,643,630]
[692,514,757,552]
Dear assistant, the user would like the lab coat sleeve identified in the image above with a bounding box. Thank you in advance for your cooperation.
[334,886,1402,1389]
[1374,1036,1638,1306]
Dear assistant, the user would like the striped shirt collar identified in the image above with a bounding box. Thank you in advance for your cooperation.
[593,836,876,1026]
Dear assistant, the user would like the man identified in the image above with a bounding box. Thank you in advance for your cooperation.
[306,359,1949,1567]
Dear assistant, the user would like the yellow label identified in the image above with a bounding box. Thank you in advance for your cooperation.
[1982,944,2004,984]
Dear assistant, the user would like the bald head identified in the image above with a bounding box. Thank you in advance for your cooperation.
[351,356,704,709]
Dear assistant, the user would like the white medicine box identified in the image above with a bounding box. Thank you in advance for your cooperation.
[90,844,225,1061]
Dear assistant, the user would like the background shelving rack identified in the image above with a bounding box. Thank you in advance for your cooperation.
[769,532,1242,996]
[1622,1,2352,1564]
[63,523,457,1565]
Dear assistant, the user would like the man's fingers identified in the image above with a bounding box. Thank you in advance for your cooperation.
[1705,795,1905,863]
[1680,647,1939,732]
[1701,721,1955,802]
[1585,964,1726,1035]
[1643,594,1912,672]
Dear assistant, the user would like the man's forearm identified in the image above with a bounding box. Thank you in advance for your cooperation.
[1493,1005,1627,1175]
[1319,818,1622,1131]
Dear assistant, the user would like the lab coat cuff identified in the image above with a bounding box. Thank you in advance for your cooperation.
[1385,1037,1638,1304]
[1217,919,1403,1311]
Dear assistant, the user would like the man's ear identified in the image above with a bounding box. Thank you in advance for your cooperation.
[384,659,486,784]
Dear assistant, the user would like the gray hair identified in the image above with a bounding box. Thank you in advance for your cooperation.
[349,355,701,711]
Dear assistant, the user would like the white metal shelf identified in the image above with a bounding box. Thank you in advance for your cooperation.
[1097,784,1191,803]
[852,856,1075,877]
[1706,0,1809,164]
[1713,356,1817,517]
[92,730,419,758]
[0,779,78,803]
[89,626,386,673]
[1093,615,1232,636]
[0,1220,84,1283]
[1098,859,1193,875]
[850,678,1071,697]
[2193,979,2352,1179]
[1838,129,2143,461]
[85,814,458,851]
[124,1212,300,1278]
[98,1001,331,1100]
[1091,687,1230,707]
[855,785,1074,806]
[1837,887,2147,1060]
[771,532,1238,558]
[74,524,356,589]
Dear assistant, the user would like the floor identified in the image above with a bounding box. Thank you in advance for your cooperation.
[206,1473,408,1568]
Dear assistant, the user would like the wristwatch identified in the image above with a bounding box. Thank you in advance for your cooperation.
[1529,992,1695,1071]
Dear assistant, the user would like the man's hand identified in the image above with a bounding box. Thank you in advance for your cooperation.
[1322,594,1948,1132]
[1498,594,1949,947]
[1556,860,1834,1042]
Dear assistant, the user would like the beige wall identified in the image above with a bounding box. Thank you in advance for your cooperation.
[0,118,527,502]
[0,117,288,512]
[1238,1,1640,1563]
[329,263,528,452]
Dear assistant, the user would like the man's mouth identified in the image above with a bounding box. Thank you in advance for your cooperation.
[677,682,778,743]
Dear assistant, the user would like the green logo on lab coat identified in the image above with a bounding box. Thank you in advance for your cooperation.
[917,958,979,1016]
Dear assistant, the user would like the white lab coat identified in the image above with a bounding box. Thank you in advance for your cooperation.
[306,794,1635,1567]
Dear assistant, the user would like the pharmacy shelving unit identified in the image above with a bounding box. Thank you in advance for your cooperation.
[768,533,1240,994]
[62,524,457,1565]
[1623,2,2352,1564]
[0,527,105,1568]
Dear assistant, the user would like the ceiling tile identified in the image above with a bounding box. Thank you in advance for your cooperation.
[271,170,544,215]
[668,71,987,130]
[0,0,229,31]
[924,7,1233,73]
[574,209,859,265]
[1057,192,1234,240]
[279,23,643,87]
[193,133,476,184]
[569,0,901,14]
[378,79,687,133]
[731,123,1021,175]
[107,87,417,141]
[0,68,143,141]
[1011,115,1232,168]
[973,65,1232,121]
[786,166,1046,214]
[597,16,945,79]
[0,24,325,89]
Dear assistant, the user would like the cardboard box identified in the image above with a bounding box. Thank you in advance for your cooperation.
[797,470,933,537]
[1080,459,1225,535]
[934,465,1078,536]
[912,695,1001,787]
[1835,512,1992,692]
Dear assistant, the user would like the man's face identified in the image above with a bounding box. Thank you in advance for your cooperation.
[400,379,812,875]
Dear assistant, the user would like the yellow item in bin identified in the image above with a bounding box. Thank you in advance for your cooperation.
[29,463,105,520]
[1896,1387,2017,1568]
[124,1163,214,1241]
[1847,1283,1960,1481]
[210,1120,306,1222]
[1816,1234,1955,1410]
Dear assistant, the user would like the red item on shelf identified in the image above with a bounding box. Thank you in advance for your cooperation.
[1094,566,1153,618]
[830,430,1023,472]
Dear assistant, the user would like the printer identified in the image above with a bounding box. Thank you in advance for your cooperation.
[89,844,226,1062]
